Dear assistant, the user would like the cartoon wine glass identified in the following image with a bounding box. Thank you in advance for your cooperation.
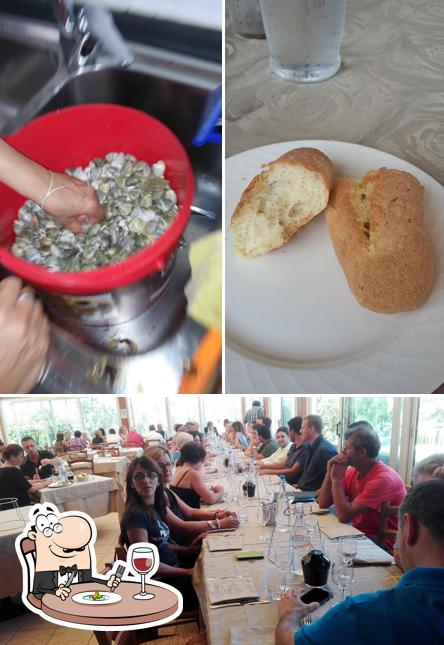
[131,546,155,600]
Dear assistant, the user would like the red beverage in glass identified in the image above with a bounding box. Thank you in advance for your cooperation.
[133,557,153,573]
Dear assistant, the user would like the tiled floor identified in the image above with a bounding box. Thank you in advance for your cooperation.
[0,514,205,645]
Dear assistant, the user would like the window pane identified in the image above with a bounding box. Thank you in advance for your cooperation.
[348,397,394,465]
[1,398,54,448]
[79,397,120,435]
[310,397,342,448]
[130,397,167,434]
[280,397,295,428]
[168,397,200,429]
[415,396,444,465]
[202,397,241,434]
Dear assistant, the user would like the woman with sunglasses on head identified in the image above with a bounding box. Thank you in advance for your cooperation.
[145,446,238,545]
[120,456,198,609]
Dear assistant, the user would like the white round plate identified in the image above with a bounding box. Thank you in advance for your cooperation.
[72,591,121,605]
[225,140,444,393]
[48,481,73,488]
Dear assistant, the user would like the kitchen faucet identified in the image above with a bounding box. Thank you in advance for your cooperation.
[52,0,134,70]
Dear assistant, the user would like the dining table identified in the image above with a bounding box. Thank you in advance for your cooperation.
[225,0,444,394]
[93,456,130,492]
[193,464,402,645]
[40,475,124,517]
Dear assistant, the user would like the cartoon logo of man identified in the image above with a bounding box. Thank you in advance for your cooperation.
[16,504,183,632]
[22,504,120,600]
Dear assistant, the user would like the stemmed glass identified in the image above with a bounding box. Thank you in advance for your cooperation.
[131,546,155,600]
[339,538,357,566]
[331,562,354,604]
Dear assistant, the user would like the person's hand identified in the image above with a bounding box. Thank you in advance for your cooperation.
[0,277,50,393]
[220,515,240,529]
[107,574,120,590]
[43,172,105,234]
[330,461,348,482]
[40,459,50,466]
[278,589,319,621]
[55,585,71,600]
[211,485,223,493]
[214,509,235,520]
[191,532,208,547]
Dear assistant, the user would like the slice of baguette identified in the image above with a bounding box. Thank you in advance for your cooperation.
[230,147,334,258]
[325,168,434,313]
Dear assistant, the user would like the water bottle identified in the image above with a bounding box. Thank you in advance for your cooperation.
[249,455,256,477]
[275,475,291,533]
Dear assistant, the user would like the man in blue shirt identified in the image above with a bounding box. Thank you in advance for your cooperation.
[295,415,337,492]
[275,479,444,645]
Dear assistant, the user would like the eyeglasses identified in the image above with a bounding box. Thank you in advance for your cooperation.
[133,471,158,482]
[159,462,172,469]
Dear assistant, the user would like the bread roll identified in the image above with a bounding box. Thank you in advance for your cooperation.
[230,147,334,258]
[325,168,434,313]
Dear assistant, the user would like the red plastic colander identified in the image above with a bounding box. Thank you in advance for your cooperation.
[0,104,194,295]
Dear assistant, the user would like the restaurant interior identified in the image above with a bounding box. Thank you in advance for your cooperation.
[0,395,443,644]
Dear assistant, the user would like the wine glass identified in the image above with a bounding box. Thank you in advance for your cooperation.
[339,538,357,566]
[131,546,155,600]
[331,563,353,604]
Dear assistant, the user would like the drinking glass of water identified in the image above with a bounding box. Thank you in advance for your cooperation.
[259,0,347,83]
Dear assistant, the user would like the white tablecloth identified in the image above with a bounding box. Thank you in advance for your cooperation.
[40,475,123,517]
[93,457,129,492]
[0,505,32,599]
[119,447,143,460]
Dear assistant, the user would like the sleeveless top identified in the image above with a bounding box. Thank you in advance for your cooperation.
[170,468,201,509]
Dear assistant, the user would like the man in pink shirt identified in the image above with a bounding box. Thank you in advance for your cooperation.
[317,421,406,549]
[125,427,144,448]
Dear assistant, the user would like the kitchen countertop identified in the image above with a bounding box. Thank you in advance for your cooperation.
[226,0,444,187]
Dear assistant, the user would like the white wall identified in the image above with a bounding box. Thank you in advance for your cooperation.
[78,0,222,30]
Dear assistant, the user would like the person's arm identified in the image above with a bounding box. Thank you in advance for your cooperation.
[188,471,224,505]
[170,490,237,524]
[0,139,104,233]
[0,277,50,393]
[28,478,51,494]
[126,528,192,577]
[330,462,368,523]
[317,457,337,508]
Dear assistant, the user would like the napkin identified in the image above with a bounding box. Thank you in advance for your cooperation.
[207,534,243,552]
[353,543,394,565]
[207,575,258,605]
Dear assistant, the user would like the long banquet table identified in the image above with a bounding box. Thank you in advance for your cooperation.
[193,466,402,644]
[93,456,130,492]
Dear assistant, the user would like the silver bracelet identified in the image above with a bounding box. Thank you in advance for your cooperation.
[39,170,69,210]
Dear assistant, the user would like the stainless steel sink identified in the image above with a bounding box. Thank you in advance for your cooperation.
[0,17,60,132]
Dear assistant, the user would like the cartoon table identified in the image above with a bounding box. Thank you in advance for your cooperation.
[41,581,179,627]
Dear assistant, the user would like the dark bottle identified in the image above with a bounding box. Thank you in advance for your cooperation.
[301,550,331,588]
